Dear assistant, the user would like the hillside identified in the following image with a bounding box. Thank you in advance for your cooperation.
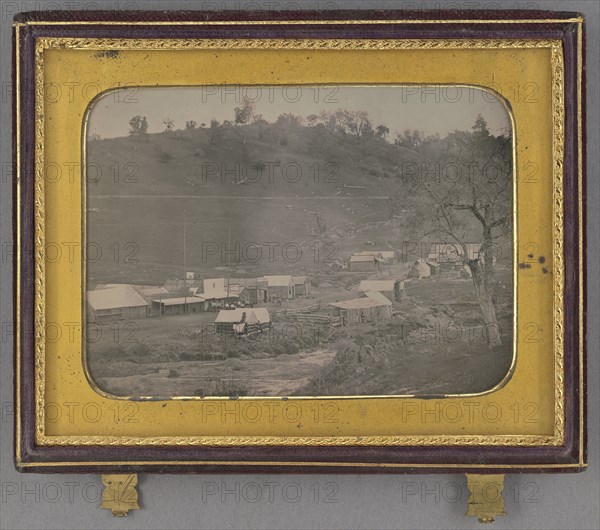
[86,122,491,285]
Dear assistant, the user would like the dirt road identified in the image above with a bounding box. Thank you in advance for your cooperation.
[98,348,336,398]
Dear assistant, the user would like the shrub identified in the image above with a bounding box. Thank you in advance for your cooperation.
[158,151,173,164]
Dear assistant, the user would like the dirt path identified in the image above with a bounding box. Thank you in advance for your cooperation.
[100,349,337,398]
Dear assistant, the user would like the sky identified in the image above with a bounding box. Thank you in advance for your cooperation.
[87,85,512,140]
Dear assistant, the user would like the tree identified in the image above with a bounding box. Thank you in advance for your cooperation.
[333,109,373,140]
[376,125,390,139]
[209,119,220,145]
[233,96,256,125]
[253,113,266,139]
[163,118,175,132]
[306,114,319,127]
[128,115,148,137]
[395,117,512,347]
[395,129,424,150]
[472,113,490,135]
[186,120,197,130]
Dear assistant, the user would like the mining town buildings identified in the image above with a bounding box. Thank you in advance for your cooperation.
[292,276,311,296]
[348,254,378,272]
[329,297,393,326]
[87,285,150,322]
[215,308,271,335]
[151,296,206,316]
[356,250,397,264]
[261,275,295,301]
[358,279,405,302]
[427,243,483,271]
[203,278,239,309]
[408,259,431,279]
[231,278,268,305]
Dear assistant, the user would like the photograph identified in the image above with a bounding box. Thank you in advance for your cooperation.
[84,85,514,398]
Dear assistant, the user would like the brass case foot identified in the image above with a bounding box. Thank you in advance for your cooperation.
[100,474,140,516]
[466,474,506,523]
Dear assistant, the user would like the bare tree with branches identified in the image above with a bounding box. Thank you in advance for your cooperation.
[394,115,512,347]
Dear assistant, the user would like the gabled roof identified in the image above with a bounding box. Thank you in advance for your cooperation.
[262,275,293,287]
[87,285,148,311]
[101,283,170,302]
[163,278,189,292]
[350,255,375,262]
[363,291,393,306]
[204,290,238,300]
[135,285,170,297]
[292,276,308,284]
[215,308,271,323]
[357,250,395,259]
[152,296,205,306]
[230,278,264,289]
[358,280,397,292]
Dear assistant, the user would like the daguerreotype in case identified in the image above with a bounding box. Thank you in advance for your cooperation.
[14,9,586,520]
[85,85,514,399]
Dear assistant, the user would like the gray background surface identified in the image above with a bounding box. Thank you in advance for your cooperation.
[0,1,598,528]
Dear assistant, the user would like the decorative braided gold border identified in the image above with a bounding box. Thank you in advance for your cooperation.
[37,37,561,50]
[31,37,565,447]
[551,45,566,446]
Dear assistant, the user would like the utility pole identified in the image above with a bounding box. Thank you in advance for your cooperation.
[226,224,231,303]
[183,209,187,313]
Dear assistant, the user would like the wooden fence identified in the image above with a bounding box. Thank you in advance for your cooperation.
[272,302,321,318]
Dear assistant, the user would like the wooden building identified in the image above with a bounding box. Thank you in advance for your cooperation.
[427,243,484,271]
[203,278,239,309]
[262,275,295,301]
[151,296,205,316]
[231,278,268,305]
[349,254,378,272]
[87,285,149,322]
[357,250,397,263]
[292,276,311,296]
[358,279,405,302]
[329,297,393,326]
[215,308,271,336]
[408,259,431,279]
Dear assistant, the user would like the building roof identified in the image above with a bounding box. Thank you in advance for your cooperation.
[357,250,395,259]
[204,291,238,300]
[152,296,205,306]
[87,285,148,311]
[358,280,398,292]
[329,297,391,310]
[135,285,170,297]
[349,255,375,263]
[163,278,190,292]
[230,278,264,289]
[215,308,271,324]
[363,291,394,306]
[262,275,293,287]
[101,283,170,301]
[292,276,308,284]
